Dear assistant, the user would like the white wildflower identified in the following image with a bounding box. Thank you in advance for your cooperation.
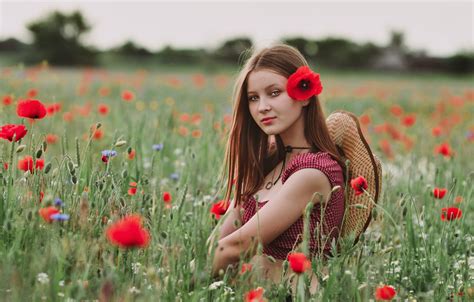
[129,286,141,294]
[59,280,65,287]
[131,262,142,275]
[209,280,224,290]
[37,272,50,284]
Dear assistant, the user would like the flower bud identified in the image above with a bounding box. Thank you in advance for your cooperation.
[35,149,43,159]
[96,122,102,129]
[16,145,26,153]
[44,162,52,174]
[115,140,127,147]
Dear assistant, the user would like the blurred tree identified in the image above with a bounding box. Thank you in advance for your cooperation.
[27,10,97,65]
[213,37,253,64]
[112,40,153,57]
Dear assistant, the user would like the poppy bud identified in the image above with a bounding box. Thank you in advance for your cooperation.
[127,146,133,154]
[115,140,127,147]
[121,170,128,178]
[35,149,43,159]
[16,145,26,153]
[96,122,102,129]
[71,175,77,184]
[44,162,52,174]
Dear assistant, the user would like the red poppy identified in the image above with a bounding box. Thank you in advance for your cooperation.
[46,103,61,115]
[435,142,454,158]
[45,134,58,144]
[163,191,172,203]
[128,182,138,195]
[128,148,136,160]
[350,176,368,196]
[39,206,60,223]
[210,199,229,219]
[245,287,264,302]
[374,285,396,300]
[2,95,13,106]
[441,207,462,221]
[432,187,447,199]
[286,66,323,101]
[106,214,150,248]
[18,156,44,173]
[3,162,8,170]
[27,88,38,98]
[121,90,135,102]
[401,114,416,127]
[0,124,28,142]
[17,99,47,119]
[93,129,103,140]
[431,126,442,137]
[389,105,403,117]
[98,104,109,115]
[359,114,371,126]
[240,263,253,274]
[99,87,110,97]
[63,112,74,122]
[287,252,311,274]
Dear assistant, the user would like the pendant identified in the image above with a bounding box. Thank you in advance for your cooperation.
[265,181,273,190]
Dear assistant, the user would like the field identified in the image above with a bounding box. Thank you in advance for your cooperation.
[0,64,473,301]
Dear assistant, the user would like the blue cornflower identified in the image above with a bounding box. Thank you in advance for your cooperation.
[152,144,164,151]
[101,150,117,157]
[54,198,64,207]
[50,213,70,221]
[170,172,179,181]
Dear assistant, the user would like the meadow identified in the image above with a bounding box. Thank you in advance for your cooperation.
[0,63,472,301]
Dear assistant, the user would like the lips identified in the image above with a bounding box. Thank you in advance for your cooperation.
[260,117,276,122]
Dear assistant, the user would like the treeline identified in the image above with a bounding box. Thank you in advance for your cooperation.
[0,10,472,74]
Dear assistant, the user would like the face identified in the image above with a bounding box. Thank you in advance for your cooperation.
[247,69,309,136]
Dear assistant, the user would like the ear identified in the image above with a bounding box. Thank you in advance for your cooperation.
[301,99,310,107]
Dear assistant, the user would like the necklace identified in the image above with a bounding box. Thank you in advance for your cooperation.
[264,145,312,190]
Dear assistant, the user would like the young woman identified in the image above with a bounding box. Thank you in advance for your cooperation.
[207,44,381,297]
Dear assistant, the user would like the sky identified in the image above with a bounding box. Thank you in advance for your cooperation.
[0,0,472,57]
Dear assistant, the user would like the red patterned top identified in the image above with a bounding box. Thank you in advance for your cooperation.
[241,152,345,260]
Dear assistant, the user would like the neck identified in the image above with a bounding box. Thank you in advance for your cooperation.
[279,117,311,154]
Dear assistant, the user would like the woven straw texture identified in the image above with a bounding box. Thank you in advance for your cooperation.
[326,110,382,242]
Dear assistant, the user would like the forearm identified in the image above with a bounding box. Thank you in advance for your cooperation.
[211,239,241,277]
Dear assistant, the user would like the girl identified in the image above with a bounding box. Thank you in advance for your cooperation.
[207,44,381,297]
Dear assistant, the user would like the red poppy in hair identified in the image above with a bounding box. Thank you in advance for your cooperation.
[441,207,462,221]
[286,66,323,101]
[17,99,47,119]
[0,124,28,142]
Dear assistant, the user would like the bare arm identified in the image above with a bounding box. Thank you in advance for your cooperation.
[210,168,332,277]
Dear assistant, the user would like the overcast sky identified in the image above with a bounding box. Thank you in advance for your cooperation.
[0,0,472,56]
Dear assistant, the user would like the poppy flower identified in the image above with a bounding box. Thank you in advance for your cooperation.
[98,104,109,115]
[286,66,323,101]
[389,105,403,116]
[0,124,28,142]
[441,207,462,221]
[210,200,229,219]
[435,143,454,158]
[106,214,150,248]
[46,103,61,115]
[27,88,38,98]
[350,176,368,196]
[17,99,47,119]
[2,95,13,106]
[179,113,190,123]
[18,156,44,173]
[245,287,264,302]
[287,252,311,274]
[359,114,371,126]
[191,129,202,138]
[432,126,442,137]
[39,206,60,223]
[240,263,253,274]
[128,182,138,196]
[432,187,447,199]
[121,90,135,102]
[63,112,74,122]
[401,114,416,127]
[374,285,396,300]
[163,191,172,203]
[45,134,58,144]
[127,148,136,160]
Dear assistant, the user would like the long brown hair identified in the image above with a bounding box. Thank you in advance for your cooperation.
[221,44,345,208]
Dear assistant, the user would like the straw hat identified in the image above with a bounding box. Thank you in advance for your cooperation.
[326,110,382,244]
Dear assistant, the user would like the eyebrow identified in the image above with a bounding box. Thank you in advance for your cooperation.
[247,84,280,95]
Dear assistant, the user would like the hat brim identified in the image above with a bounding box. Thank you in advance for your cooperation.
[326,110,382,243]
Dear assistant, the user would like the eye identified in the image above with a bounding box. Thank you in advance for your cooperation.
[248,95,258,102]
[271,90,280,97]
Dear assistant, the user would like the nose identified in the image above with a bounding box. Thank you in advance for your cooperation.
[257,97,271,113]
